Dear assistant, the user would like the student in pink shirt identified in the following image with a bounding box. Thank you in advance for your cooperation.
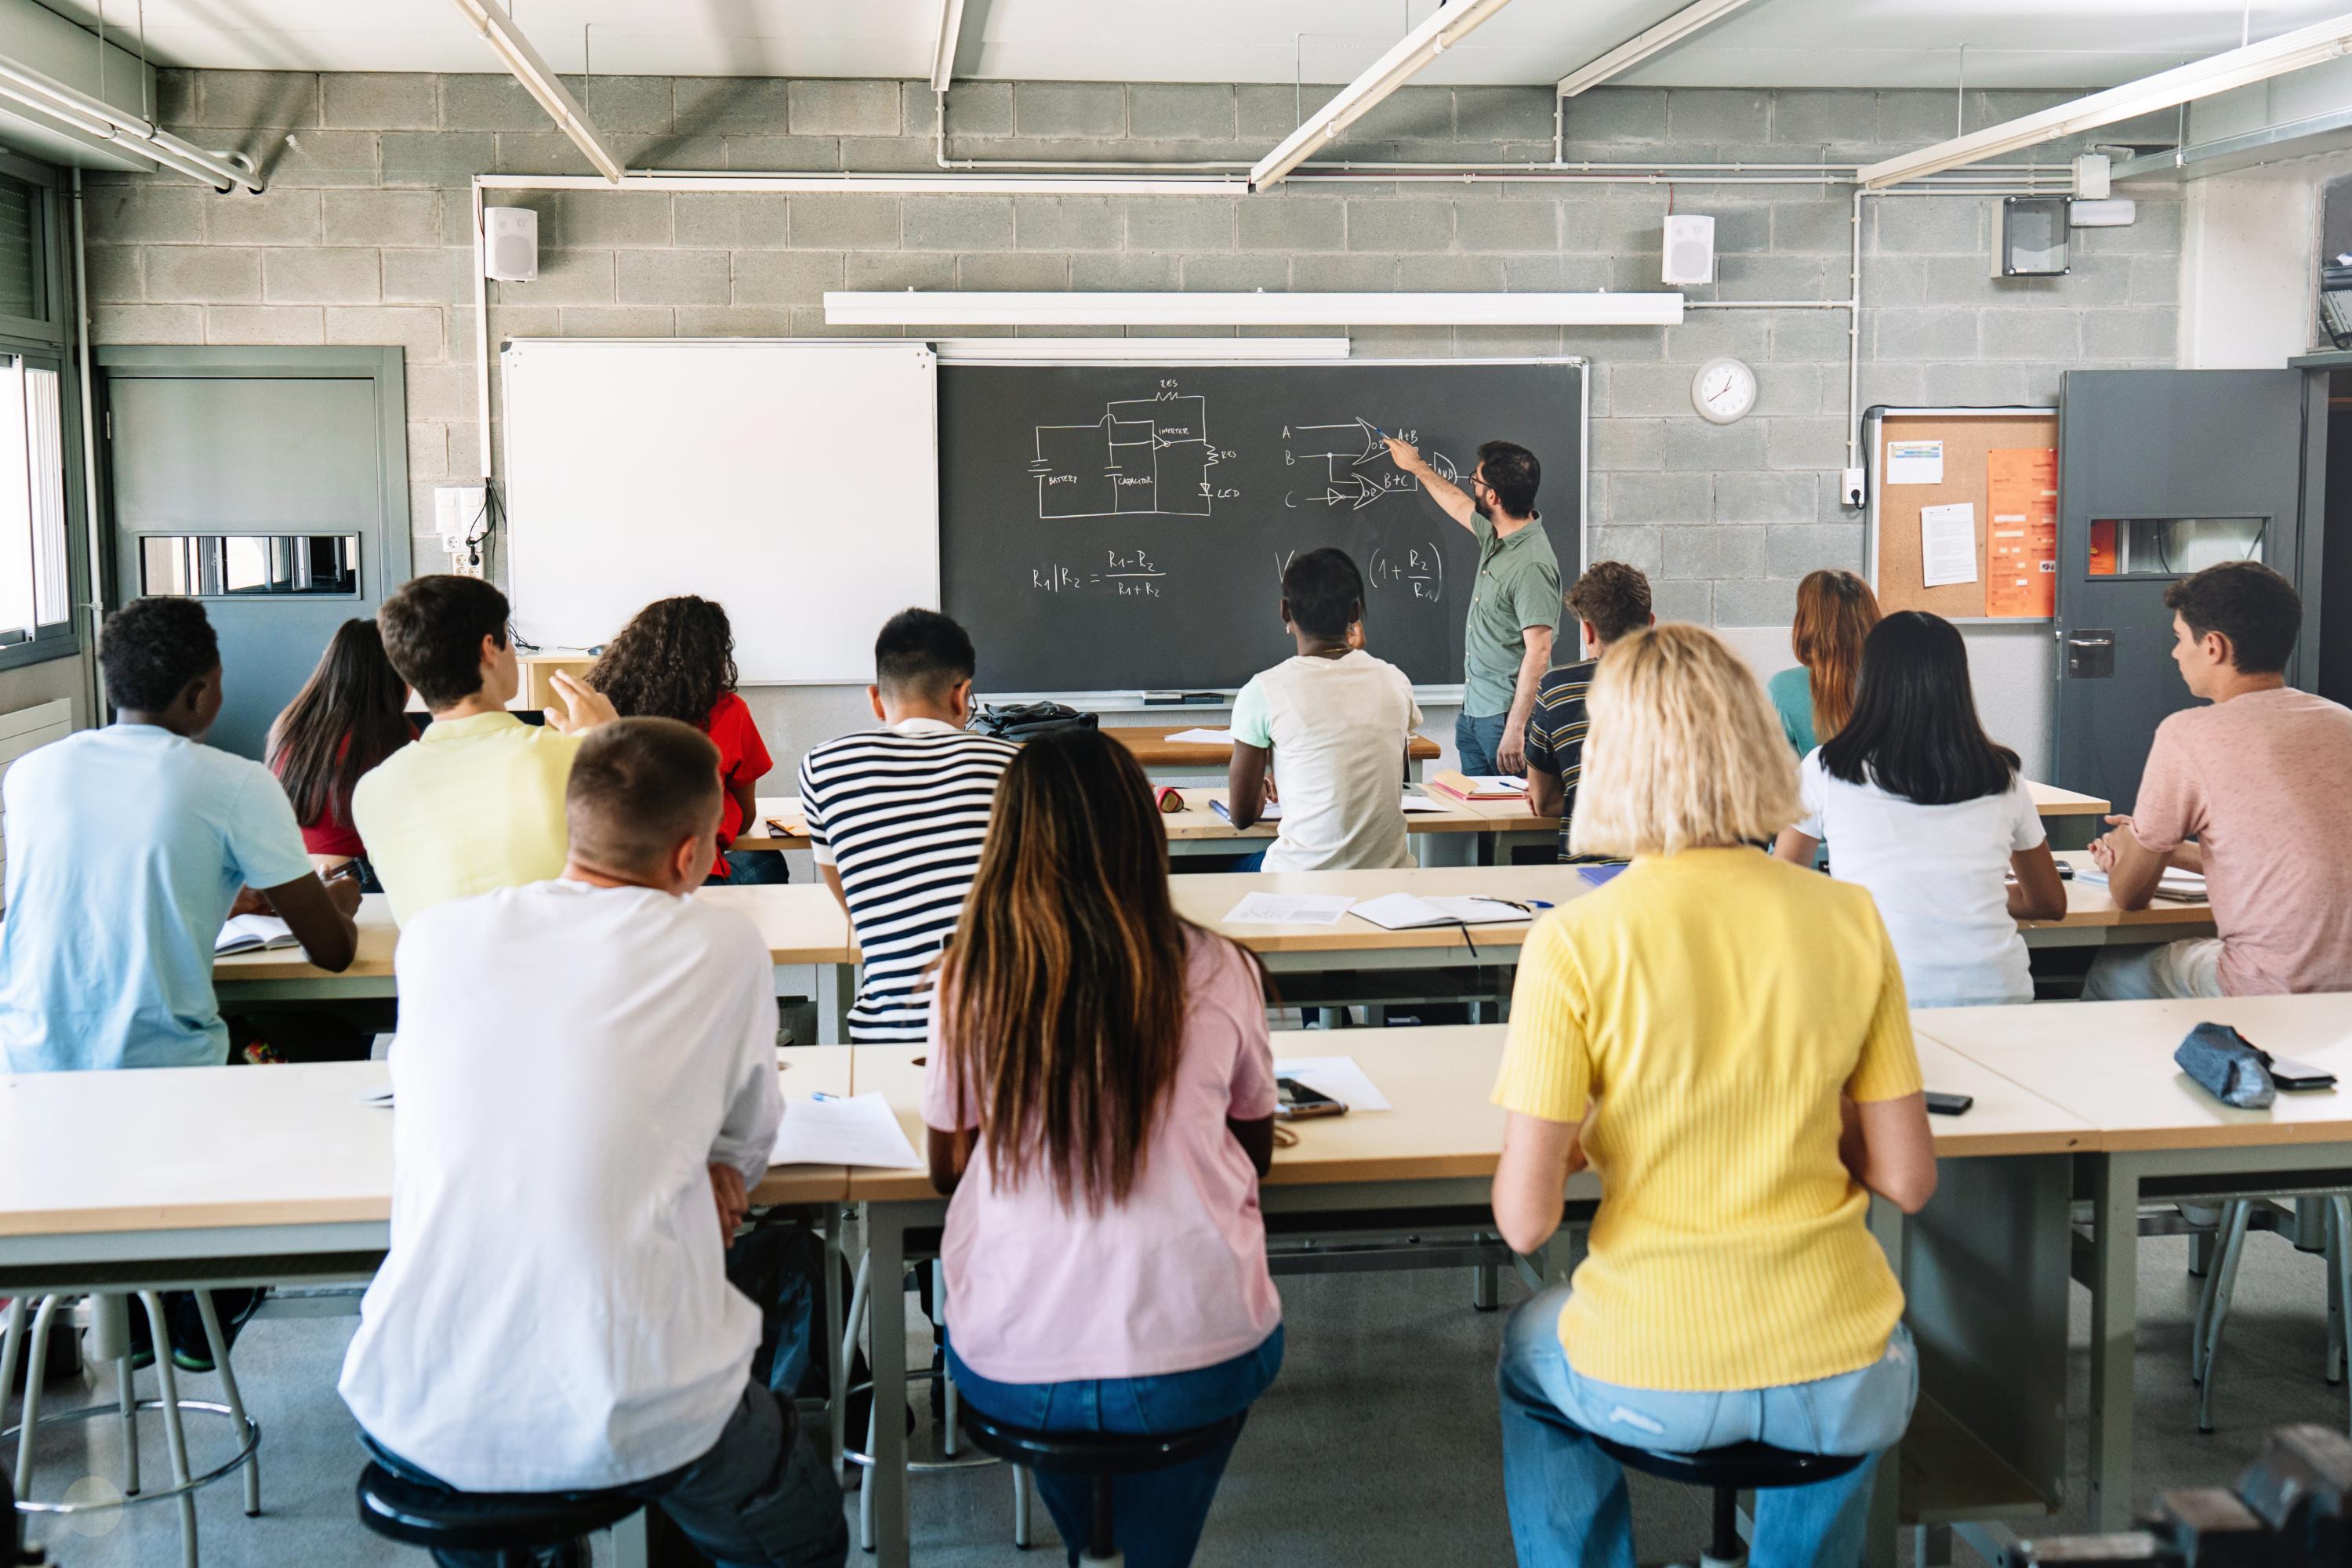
[2088,561,2352,999]
[922,726,1282,1568]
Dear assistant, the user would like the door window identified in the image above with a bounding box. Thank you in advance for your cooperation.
[138,533,361,598]
[2085,517,2265,578]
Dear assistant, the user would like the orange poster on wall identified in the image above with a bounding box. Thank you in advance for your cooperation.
[1986,447,2058,618]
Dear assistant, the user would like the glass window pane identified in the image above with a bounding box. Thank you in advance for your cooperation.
[0,359,30,637]
[137,534,359,597]
[27,367,65,626]
[0,176,38,323]
[2087,517,2266,577]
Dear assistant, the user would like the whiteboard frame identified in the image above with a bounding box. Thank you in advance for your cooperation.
[499,336,941,685]
[939,354,1590,710]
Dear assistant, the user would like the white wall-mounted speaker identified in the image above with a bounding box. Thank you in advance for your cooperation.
[1661,214,1715,287]
[484,206,539,283]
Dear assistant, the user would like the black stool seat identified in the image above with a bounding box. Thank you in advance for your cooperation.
[356,1462,642,1553]
[958,1409,1245,1477]
[1588,1436,1864,1492]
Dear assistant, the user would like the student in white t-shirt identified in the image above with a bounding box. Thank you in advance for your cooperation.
[1773,611,2067,1007]
[339,717,846,1566]
[1228,548,1423,872]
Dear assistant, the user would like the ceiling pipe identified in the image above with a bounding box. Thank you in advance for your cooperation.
[445,0,623,183]
[0,52,261,191]
[1859,9,2352,189]
[1556,0,1758,97]
[1250,0,1518,192]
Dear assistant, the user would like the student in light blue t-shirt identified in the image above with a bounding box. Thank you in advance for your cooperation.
[0,597,361,1075]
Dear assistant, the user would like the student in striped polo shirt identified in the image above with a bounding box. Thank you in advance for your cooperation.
[1522,561,1653,862]
[798,610,1018,1044]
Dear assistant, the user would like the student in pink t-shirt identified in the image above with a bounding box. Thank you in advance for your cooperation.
[921,727,1281,1568]
[2087,561,2352,999]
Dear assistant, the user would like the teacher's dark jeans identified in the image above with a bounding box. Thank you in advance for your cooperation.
[1455,710,1512,777]
[946,1327,1283,1568]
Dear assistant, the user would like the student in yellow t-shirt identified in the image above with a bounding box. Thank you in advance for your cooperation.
[353,576,615,926]
[1486,622,1936,1568]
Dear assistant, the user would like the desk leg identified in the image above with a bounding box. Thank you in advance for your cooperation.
[822,1205,846,1473]
[1864,1198,1904,1568]
[818,964,854,1046]
[2089,1154,2142,1532]
[864,1203,913,1568]
[612,1510,648,1568]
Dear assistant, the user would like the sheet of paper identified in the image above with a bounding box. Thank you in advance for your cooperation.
[1167,727,1236,745]
[1221,892,1353,926]
[1399,793,1450,814]
[1427,895,1534,925]
[770,1091,924,1171]
[1274,1056,1392,1113]
[1985,447,2059,618]
[1213,797,1279,822]
[1349,893,1530,930]
[214,913,295,954]
[1886,438,1944,485]
[1919,502,1978,588]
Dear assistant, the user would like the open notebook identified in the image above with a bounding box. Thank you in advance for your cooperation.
[2077,866,2208,902]
[1351,893,1535,931]
[214,913,299,956]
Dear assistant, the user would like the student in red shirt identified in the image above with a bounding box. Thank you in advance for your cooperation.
[267,617,418,893]
[588,596,782,884]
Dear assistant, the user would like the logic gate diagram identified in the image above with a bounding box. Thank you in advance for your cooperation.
[1283,419,1458,511]
[1030,395,1215,519]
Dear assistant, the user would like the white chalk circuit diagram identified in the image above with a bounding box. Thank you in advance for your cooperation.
[1027,388,1461,521]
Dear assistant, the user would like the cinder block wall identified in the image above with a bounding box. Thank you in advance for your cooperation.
[80,72,2183,768]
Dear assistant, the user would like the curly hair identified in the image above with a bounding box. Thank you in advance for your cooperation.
[587,596,739,728]
[100,597,220,712]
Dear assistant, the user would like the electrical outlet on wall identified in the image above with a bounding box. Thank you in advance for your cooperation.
[434,485,488,577]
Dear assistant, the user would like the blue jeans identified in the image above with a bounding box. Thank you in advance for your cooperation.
[1456,710,1512,776]
[946,1327,1283,1568]
[1497,1286,1914,1568]
[713,848,792,886]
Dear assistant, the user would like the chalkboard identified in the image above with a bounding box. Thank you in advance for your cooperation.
[938,358,1585,696]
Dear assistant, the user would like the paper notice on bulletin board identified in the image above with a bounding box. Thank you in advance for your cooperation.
[1887,439,1944,485]
[1919,503,1978,588]
[1985,447,2058,617]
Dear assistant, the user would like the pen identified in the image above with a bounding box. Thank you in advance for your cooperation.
[811,1092,837,1102]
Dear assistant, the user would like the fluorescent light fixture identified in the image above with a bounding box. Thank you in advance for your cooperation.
[1860,11,2352,190]
[827,292,1685,328]
[446,0,623,183]
[931,337,1350,361]
[1557,0,1757,98]
[931,0,967,94]
[0,52,261,191]
[1250,0,1517,192]
[477,172,1243,197]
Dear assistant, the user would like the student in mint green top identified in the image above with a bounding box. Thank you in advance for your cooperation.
[0,598,361,1073]
[1769,568,1881,757]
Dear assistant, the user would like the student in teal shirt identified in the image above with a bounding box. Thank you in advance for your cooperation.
[1769,569,1881,757]
[0,598,361,1074]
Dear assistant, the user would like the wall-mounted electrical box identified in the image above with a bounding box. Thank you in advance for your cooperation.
[1991,196,2070,278]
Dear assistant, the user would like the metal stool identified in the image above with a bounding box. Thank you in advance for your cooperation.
[2191,1194,2352,1435]
[1588,1435,1867,1568]
[957,1407,1247,1566]
[3,1291,260,1568]
[357,1461,642,1566]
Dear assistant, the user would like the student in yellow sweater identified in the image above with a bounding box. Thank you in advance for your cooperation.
[1487,622,1936,1568]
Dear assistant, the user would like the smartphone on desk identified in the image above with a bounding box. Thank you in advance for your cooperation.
[2268,1056,2339,1091]
[1924,1091,1974,1116]
[1276,1077,1347,1120]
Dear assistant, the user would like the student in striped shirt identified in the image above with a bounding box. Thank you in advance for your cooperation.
[1522,561,1652,862]
[797,610,1018,1044]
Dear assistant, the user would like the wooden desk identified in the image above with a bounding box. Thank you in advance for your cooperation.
[845,1023,2097,1568]
[1172,866,1593,971]
[2026,780,2109,818]
[2023,851,2216,948]
[1915,993,2352,1532]
[213,889,862,1038]
[1109,724,1443,784]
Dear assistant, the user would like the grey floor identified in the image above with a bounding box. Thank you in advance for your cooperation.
[9,1229,2345,1568]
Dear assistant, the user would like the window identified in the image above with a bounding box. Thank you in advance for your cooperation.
[0,175,40,325]
[2086,517,2266,578]
[0,358,69,646]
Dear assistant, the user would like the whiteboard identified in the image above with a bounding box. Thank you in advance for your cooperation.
[500,338,940,684]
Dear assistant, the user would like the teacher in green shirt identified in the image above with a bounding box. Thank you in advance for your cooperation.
[1385,437,1561,776]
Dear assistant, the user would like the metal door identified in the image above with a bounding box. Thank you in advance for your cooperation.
[2054,368,2311,813]
[100,349,410,760]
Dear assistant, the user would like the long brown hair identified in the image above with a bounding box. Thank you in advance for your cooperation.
[586,595,738,729]
[1789,568,1881,742]
[941,727,1199,1211]
[267,618,412,829]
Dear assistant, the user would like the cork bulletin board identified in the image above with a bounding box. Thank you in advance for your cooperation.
[1865,408,2060,622]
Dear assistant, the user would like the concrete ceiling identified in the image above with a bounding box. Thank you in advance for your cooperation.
[23,0,2352,89]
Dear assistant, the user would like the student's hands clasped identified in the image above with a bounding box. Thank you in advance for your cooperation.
[2090,814,2134,873]
[544,671,619,734]
[708,1163,749,1249]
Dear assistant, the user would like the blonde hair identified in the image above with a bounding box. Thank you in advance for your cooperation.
[1568,623,1799,858]
[1789,569,1881,741]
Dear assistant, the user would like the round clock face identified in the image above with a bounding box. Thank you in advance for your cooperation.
[1692,357,1759,424]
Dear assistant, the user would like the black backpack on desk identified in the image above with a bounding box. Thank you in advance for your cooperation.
[973,701,1098,742]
